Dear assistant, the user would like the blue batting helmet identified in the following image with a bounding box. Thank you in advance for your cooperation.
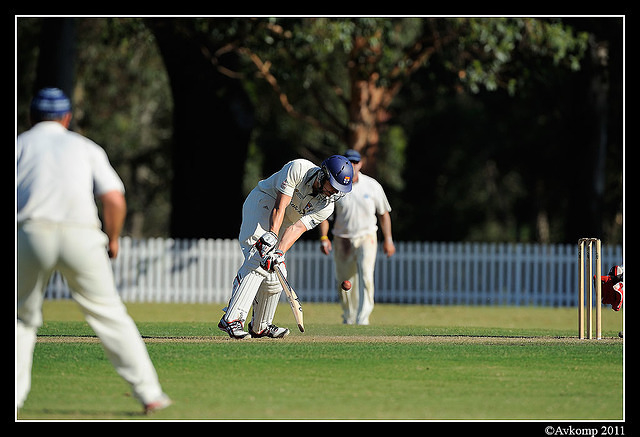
[321,155,353,194]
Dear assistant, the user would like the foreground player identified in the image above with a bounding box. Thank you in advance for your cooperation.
[219,156,353,339]
[17,88,171,414]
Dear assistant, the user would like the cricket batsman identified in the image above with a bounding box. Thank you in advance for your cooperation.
[218,155,353,339]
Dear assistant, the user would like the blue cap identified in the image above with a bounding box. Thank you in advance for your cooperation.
[30,88,71,118]
[344,149,361,162]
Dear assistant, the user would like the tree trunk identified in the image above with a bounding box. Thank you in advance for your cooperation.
[148,20,253,239]
[566,35,609,242]
[34,18,76,98]
[348,74,392,178]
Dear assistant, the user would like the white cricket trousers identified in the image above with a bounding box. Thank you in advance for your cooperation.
[333,233,378,325]
[16,221,165,408]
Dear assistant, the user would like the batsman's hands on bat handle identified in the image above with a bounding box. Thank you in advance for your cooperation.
[255,231,278,257]
[261,249,286,273]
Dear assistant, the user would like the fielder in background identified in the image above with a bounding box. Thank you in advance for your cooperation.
[319,149,396,325]
[219,155,353,339]
[16,88,171,414]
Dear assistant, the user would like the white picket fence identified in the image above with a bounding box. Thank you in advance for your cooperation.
[44,237,623,307]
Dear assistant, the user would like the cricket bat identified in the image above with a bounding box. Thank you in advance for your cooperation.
[274,264,304,332]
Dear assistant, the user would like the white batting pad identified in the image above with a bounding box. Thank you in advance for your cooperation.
[251,273,283,332]
[224,270,265,324]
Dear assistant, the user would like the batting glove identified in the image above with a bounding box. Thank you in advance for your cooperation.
[261,249,285,272]
[254,231,278,257]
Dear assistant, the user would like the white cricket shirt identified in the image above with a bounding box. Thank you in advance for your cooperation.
[256,159,335,230]
[331,172,391,239]
[16,122,125,227]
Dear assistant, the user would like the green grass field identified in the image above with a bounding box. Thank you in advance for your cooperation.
[16,300,625,422]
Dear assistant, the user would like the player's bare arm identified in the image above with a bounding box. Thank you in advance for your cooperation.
[378,211,396,257]
[100,190,127,258]
[269,190,291,237]
[278,220,308,254]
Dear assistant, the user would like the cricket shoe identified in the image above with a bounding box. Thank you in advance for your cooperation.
[249,322,290,338]
[144,393,173,415]
[218,318,250,339]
